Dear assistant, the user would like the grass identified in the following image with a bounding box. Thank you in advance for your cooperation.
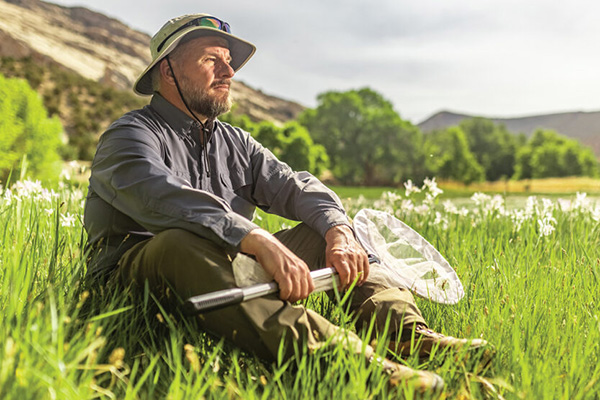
[0,178,599,399]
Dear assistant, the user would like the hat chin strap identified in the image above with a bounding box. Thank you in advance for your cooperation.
[166,56,212,178]
[165,56,206,125]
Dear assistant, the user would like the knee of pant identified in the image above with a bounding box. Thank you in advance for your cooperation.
[355,288,415,326]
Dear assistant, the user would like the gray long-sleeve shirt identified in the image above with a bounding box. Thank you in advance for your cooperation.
[84,94,349,278]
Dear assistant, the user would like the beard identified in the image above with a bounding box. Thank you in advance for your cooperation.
[178,74,232,119]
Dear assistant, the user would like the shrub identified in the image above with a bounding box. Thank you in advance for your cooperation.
[0,74,63,183]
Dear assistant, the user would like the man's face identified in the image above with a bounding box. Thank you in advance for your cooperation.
[169,36,235,119]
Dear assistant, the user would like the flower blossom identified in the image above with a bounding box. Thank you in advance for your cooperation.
[404,180,421,197]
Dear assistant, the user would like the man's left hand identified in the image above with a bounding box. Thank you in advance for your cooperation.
[325,224,370,289]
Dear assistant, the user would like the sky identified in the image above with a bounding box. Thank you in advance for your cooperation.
[50,0,600,124]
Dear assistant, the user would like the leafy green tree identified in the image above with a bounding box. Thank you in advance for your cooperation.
[299,88,424,185]
[277,122,329,176]
[514,129,599,179]
[459,117,521,181]
[531,143,563,178]
[513,146,534,180]
[220,113,329,177]
[0,74,63,183]
[425,127,485,184]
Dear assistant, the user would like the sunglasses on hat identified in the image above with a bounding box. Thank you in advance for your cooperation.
[157,16,232,52]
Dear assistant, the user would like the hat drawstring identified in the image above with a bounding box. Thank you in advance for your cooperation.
[166,56,212,179]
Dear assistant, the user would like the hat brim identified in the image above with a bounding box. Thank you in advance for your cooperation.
[133,26,256,96]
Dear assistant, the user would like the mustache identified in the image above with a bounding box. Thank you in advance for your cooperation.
[211,80,231,88]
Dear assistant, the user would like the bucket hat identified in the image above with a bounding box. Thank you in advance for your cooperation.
[134,13,256,95]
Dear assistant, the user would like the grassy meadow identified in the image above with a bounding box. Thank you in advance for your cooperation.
[0,177,599,399]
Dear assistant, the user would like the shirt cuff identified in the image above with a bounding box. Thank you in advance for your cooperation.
[210,212,260,248]
[311,209,351,237]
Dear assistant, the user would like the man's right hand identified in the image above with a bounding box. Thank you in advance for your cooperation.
[240,228,314,302]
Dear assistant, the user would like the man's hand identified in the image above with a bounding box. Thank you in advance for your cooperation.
[325,224,370,289]
[240,228,314,302]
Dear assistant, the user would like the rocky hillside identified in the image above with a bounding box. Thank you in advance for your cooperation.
[419,110,600,158]
[0,0,305,158]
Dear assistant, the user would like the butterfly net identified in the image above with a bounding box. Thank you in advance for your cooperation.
[353,208,464,304]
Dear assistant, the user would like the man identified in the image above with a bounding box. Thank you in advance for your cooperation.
[84,13,487,393]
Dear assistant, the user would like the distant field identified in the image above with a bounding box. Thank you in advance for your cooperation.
[332,176,600,201]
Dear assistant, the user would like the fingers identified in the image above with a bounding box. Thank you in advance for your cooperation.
[336,259,351,288]
[325,225,371,290]
[361,252,370,282]
[242,229,315,303]
[275,259,314,303]
[331,251,368,289]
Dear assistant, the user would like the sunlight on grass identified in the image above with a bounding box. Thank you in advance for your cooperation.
[0,177,599,398]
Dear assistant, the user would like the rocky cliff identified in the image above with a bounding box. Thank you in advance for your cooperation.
[0,0,304,125]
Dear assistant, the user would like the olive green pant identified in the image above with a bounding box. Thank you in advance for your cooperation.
[115,223,426,361]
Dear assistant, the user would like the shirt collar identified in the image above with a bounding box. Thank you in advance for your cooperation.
[149,93,217,139]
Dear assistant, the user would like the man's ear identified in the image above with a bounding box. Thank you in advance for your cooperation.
[159,59,175,84]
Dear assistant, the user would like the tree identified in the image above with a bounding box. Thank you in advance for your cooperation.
[513,128,599,179]
[299,88,424,185]
[424,127,485,184]
[254,121,329,177]
[219,113,329,177]
[459,118,520,181]
[0,74,63,183]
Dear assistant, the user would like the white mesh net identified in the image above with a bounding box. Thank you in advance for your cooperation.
[353,208,464,304]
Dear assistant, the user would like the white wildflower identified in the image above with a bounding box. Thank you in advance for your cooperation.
[422,177,443,198]
[400,199,414,213]
[14,179,44,198]
[433,211,449,230]
[3,189,15,205]
[557,198,571,211]
[538,216,556,237]
[525,196,537,218]
[511,210,527,232]
[404,180,421,197]
[471,192,491,207]
[491,195,505,210]
[442,200,458,214]
[424,193,437,205]
[60,169,71,181]
[591,206,600,222]
[541,198,554,214]
[574,192,588,210]
[414,204,430,215]
[44,208,55,216]
[60,213,77,227]
[70,189,85,202]
[383,191,403,203]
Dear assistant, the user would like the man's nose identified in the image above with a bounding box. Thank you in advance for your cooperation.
[217,60,235,78]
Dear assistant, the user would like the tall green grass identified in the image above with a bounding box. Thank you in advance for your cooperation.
[0,178,598,399]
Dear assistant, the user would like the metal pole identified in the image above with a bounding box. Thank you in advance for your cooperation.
[182,267,339,315]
